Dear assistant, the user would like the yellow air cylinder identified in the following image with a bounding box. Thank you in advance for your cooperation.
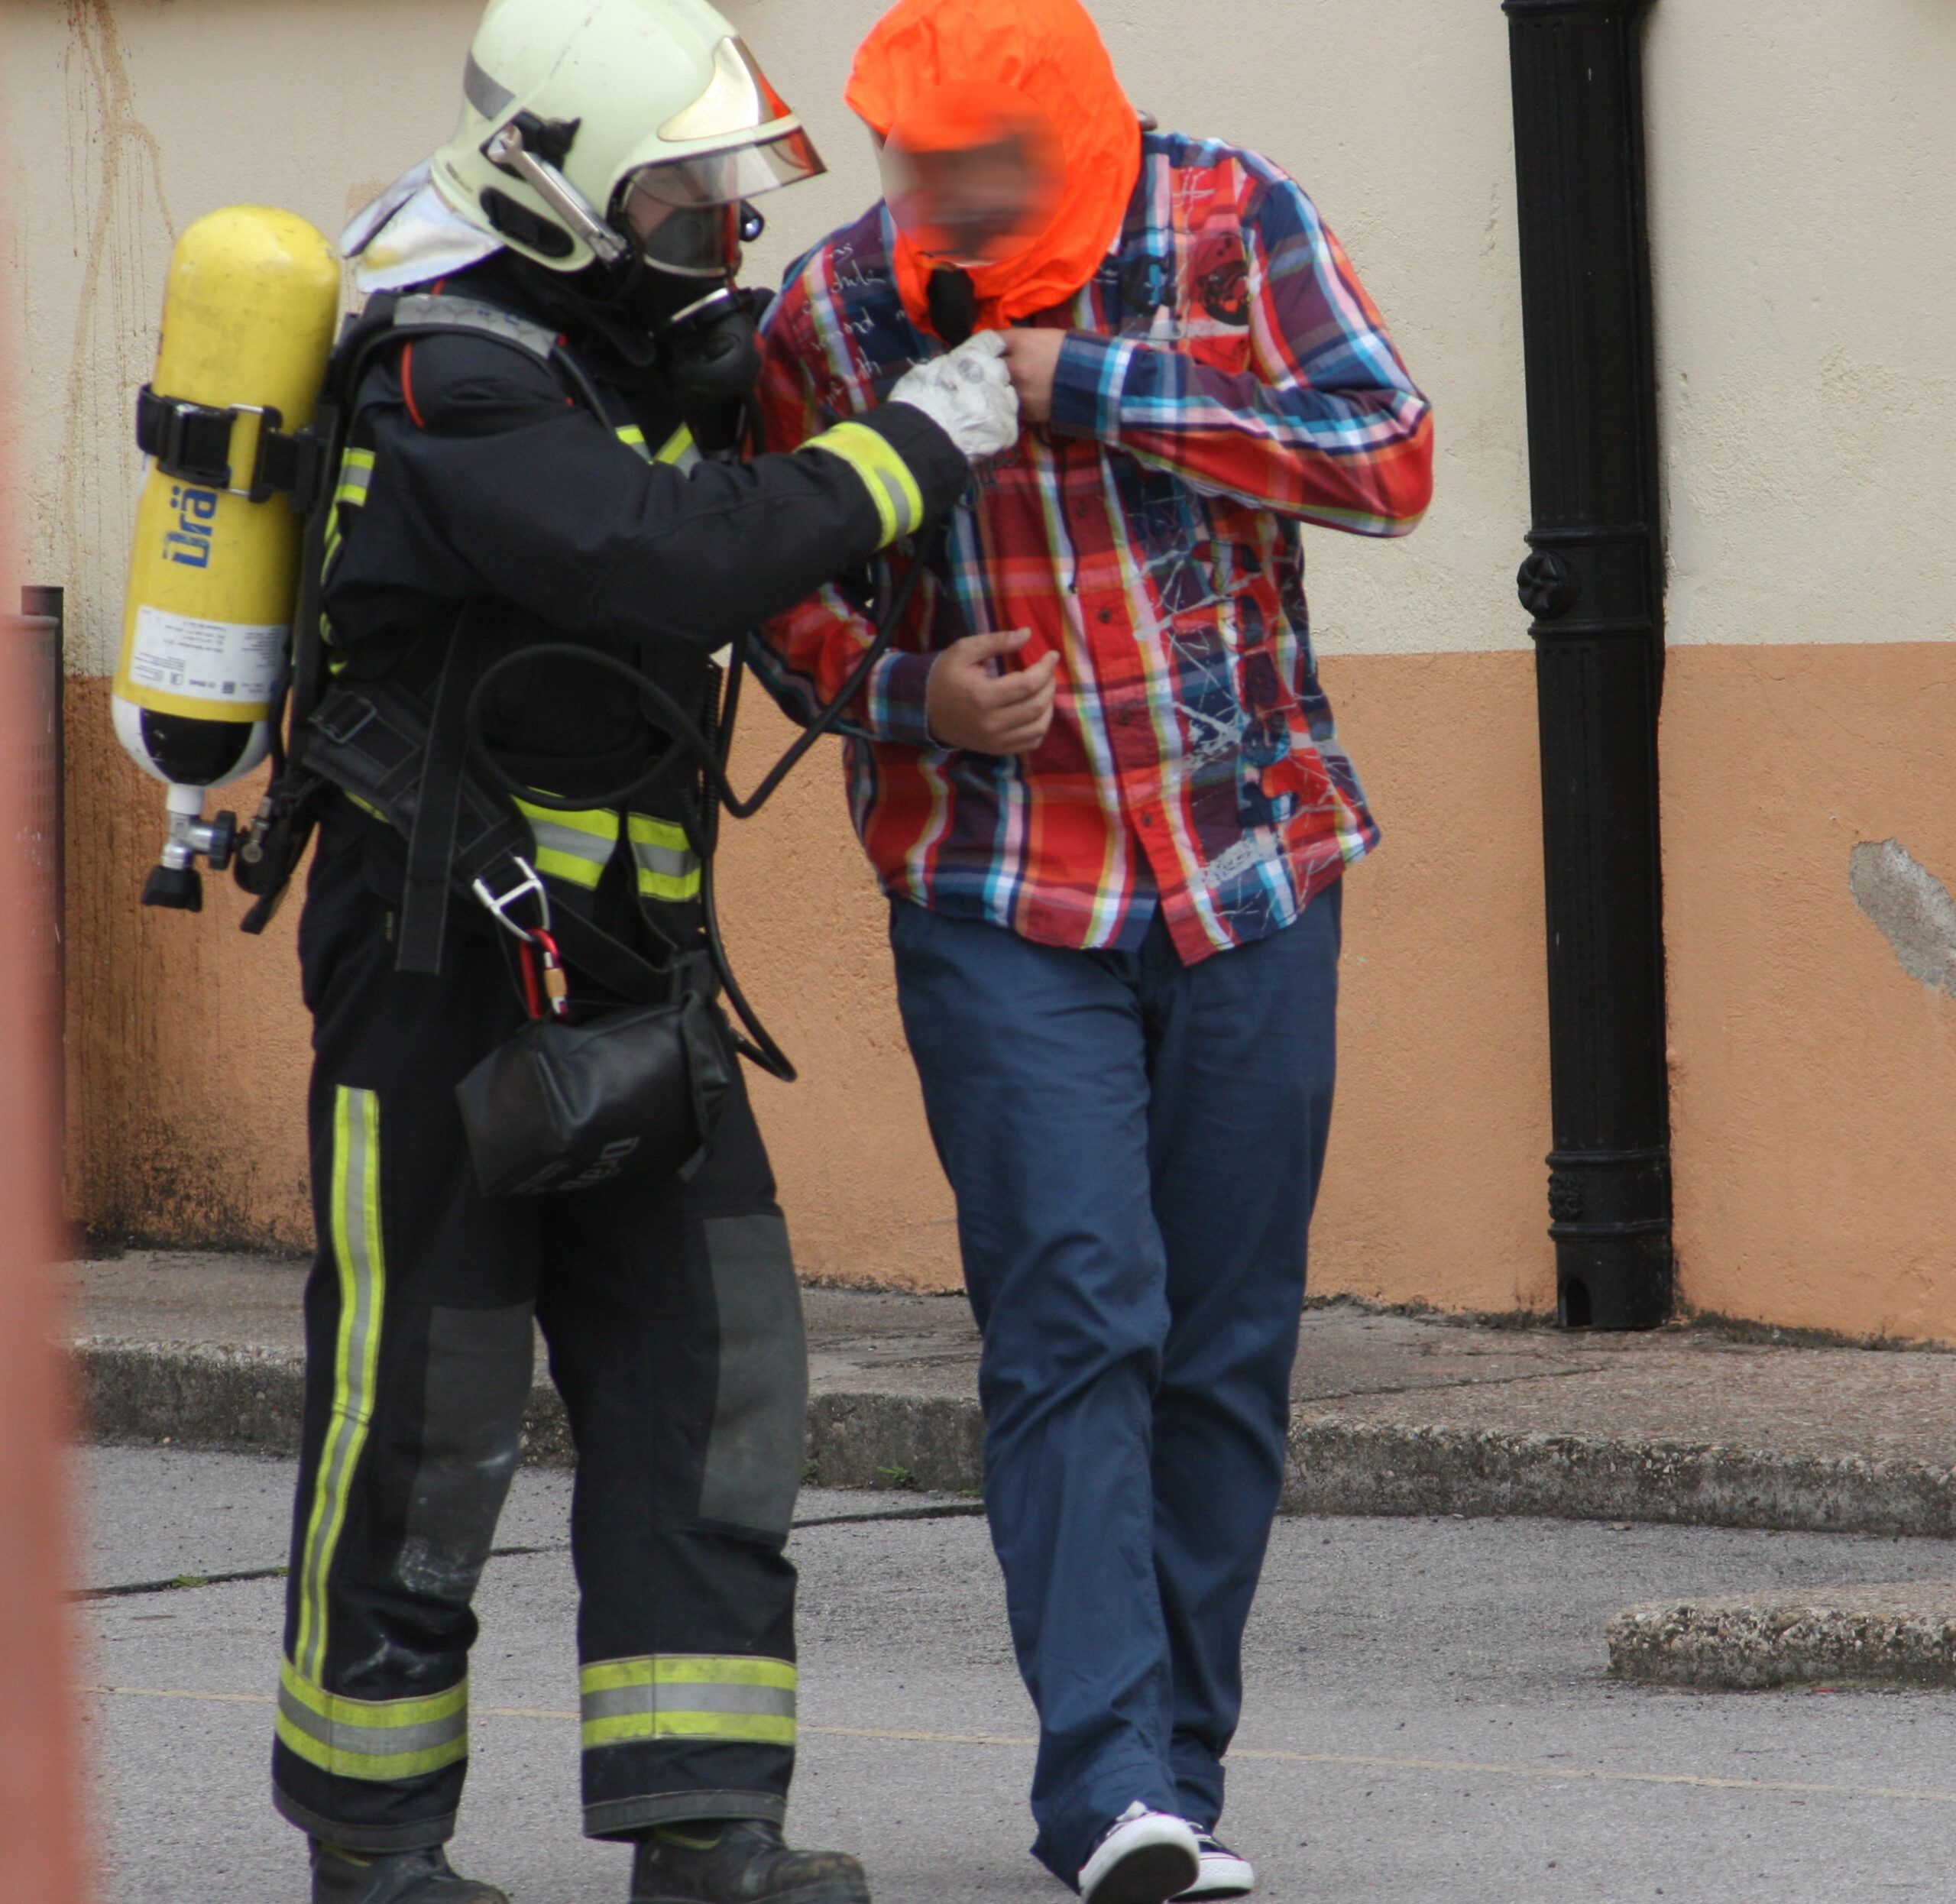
[114,206,339,907]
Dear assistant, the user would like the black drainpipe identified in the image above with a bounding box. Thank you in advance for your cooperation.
[1504,0,1673,1329]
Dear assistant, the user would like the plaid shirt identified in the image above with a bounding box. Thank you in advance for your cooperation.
[755,131,1433,962]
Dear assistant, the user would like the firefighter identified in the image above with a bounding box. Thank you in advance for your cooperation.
[271,3,1017,1900]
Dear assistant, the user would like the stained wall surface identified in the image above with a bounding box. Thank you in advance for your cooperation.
[9,0,1548,1314]
[24,0,1955,1338]
[1644,1,1956,1339]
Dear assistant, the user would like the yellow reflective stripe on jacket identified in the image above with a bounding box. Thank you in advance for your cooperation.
[513,800,701,902]
[807,421,925,549]
[617,426,696,469]
[335,447,377,507]
[627,812,701,902]
[579,1656,796,1752]
[277,1659,468,1783]
[321,447,377,581]
[513,797,620,892]
[292,1087,386,1685]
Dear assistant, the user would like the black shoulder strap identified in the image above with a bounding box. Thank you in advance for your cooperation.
[395,601,522,976]
[240,291,608,941]
[390,291,561,362]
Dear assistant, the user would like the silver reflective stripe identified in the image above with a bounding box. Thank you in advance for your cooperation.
[581,1682,796,1724]
[631,838,695,880]
[463,52,514,121]
[393,293,559,362]
[529,817,616,876]
[277,1682,467,1760]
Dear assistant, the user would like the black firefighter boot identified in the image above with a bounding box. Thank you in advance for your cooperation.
[310,1841,510,1904]
[630,1820,870,1904]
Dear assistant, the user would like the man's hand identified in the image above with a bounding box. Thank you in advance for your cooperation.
[926,627,1060,756]
[1000,329,1067,426]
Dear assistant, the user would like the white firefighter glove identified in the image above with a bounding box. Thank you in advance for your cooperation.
[887,331,1021,463]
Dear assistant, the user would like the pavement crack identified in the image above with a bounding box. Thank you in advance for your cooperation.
[79,1504,989,1597]
[792,1504,986,1529]
[79,1565,290,1600]
[1297,1364,1614,1407]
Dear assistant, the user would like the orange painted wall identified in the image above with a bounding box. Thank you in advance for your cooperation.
[64,647,1557,1314]
[1662,643,1956,1342]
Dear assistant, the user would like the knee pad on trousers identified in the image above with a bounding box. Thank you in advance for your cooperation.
[696,1213,807,1540]
[396,1302,536,1602]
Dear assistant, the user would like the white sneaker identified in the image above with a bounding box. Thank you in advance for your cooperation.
[1079,1804,1201,1904]
[1173,1826,1256,1899]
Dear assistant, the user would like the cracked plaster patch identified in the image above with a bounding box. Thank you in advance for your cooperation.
[1850,840,1956,996]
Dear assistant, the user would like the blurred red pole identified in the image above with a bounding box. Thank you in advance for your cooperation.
[0,252,89,1904]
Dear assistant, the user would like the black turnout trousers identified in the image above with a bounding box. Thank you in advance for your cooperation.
[273,815,808,1852]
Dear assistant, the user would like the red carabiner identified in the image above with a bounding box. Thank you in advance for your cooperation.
[517,937,545,1020]
[530,929,570,1021]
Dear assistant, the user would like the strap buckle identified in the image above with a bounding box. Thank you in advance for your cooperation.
[472,856,552,942]
[135,384,327,508]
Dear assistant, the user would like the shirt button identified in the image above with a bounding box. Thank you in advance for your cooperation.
[1140,811,1157,828]
[1098,607,1115,624]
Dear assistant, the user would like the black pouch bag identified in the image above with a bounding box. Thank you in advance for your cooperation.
[457,986,734,1198]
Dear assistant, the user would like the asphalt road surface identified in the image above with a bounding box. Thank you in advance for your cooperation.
[79,1447,1956,1902]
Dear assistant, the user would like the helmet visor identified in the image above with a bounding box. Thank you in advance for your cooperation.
[619,127,825,213]
[623,200,745,278]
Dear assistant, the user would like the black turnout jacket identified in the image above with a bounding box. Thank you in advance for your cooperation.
[322,254,967,809]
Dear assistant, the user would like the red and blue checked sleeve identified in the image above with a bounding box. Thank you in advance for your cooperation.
[1047,167,1434,537]
[750,287,939,746]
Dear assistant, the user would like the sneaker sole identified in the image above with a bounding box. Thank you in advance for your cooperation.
[635,1883,868,1904]
[637,1886,868,1902]
[1087,1843,1203,1904]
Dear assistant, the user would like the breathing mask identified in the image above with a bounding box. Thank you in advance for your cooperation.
[477,103,822,414]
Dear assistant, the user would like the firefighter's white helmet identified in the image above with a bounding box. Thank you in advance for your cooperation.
[430,0,826,277]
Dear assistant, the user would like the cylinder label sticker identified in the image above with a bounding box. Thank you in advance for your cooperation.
[125,607,288,712]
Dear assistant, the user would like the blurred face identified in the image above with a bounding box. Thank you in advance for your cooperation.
[892,138,1043,265]
[879,82,1066,270]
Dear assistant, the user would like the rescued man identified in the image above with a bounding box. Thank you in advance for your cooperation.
[272,2,1016,1900]
[754,1,1434,1898]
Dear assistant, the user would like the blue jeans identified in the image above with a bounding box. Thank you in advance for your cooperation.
[889,886,1341,1882]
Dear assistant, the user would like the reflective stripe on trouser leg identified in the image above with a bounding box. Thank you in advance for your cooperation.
[581,1656,797,1749]
[277,1660,468,1781]
[274,1083,477,1850]
[293,1086,387,1685]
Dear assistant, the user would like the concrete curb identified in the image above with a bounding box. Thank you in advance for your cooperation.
[1608,1584,1956,1689]
[73,1342,986,1491]
[1284,1419,1956,1538]
[74,1339,1956,1539]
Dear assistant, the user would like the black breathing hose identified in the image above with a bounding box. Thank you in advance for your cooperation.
[462,520,945,1077]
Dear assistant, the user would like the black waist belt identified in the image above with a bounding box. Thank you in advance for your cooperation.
[303,662,688,1008]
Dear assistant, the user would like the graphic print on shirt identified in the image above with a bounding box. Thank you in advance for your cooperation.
[756,131,1433,962]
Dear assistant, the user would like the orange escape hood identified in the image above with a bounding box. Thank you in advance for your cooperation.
[847,0,1143,336]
